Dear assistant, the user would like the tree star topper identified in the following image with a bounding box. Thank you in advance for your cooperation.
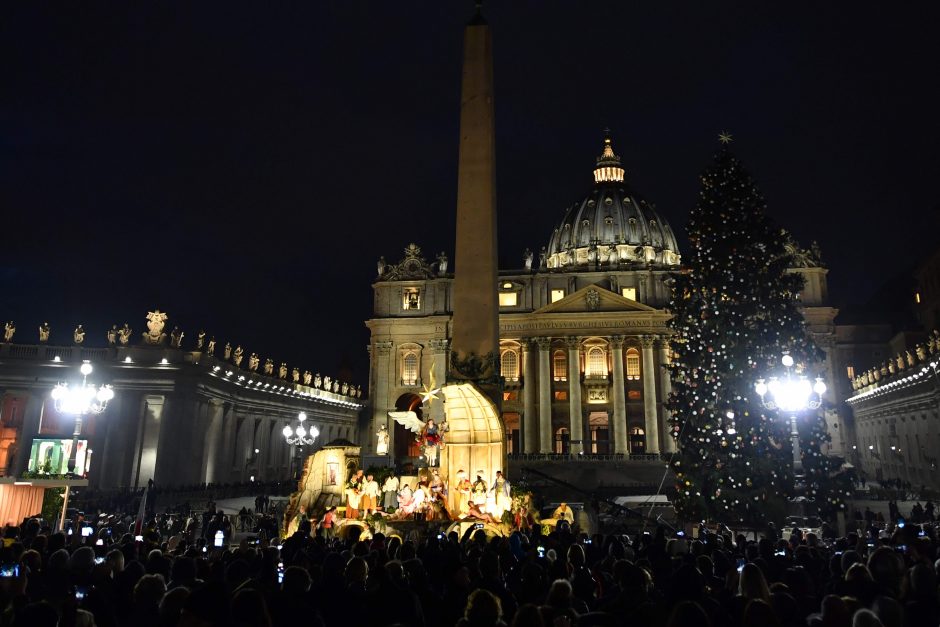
[420,369,441,406]
[718,131,733,145]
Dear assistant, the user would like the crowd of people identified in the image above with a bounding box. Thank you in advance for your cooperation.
[4,503,940,627]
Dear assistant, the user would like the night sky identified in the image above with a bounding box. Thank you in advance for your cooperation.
[3,2,939,385]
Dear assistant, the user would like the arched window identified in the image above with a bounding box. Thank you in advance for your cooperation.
[629,427,646,454]
[402,353,418,386]
[553,350,567,381]
[501,350,519,382]
[587,347,606,377]
[626,348,641,380]
[555,427,570,454]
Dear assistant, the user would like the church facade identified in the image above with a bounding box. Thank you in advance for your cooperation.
[366,137,842,466]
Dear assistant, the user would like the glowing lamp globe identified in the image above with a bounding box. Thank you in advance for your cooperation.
[80,363,93,376]
[282,425,293,438]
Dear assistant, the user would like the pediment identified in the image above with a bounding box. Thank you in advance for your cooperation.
[534,284,658,314]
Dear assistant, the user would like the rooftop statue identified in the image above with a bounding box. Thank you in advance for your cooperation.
[303,370,312,385]
[223,342,232,360]
[73,325,85,345]
[3,321,14,343]
[169,326,184,348]
[39,322,50,343]
[292,367,300,383]
[206,337,216,356]
[107,325,117,345]
[248,353,260,372]
[264,358,274,375]
[278,363,288,379]
[314,373,322,388]
[523,248,533,271]
[436,252,449,275]
[233,345,244,367]
[118,323,132,346]
[144,310,169,345]
[196,330,206,350]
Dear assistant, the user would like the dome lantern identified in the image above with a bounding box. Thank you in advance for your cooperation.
[594,130,624,184]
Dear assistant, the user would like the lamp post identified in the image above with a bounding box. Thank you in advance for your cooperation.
[50,362,114,531]
[283,412,319,478]
[754,354,826,475]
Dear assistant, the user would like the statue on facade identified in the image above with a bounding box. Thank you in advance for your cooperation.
[169,326,184,348]
[106,325,117,345]
[872,368,881,381]
[896,354,905,371]
[223,342,232,360]
[233,345,244,367]
[332,380,340,393]
[917,344,927,362]
[377,256,387,277]
[39,322,50,343]
[906,350,916,368]
[248,353,260,372]
[376,424,389,456]
[263,358,274,375]
[278,363,288,379]
[196,330,206,350]
[436,252,448,275]
[291,367,300,383]
[523,248,533,271]
[73,325,86,345]
[930,334,938,355]
[880,363,888,377]
[3,321,14,343]
[206,337,216,355]
[355,385,362,398]
[314,373,322,388]
[539,246,547,268]
[341,382,349,395]
[323,375,331,391]
[144,310,169,345]
[303,370,312,385]
[888,360,896,375]
[118,323,132,345]
[608,244,620,266]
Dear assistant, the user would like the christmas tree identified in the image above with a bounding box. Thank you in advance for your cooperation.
[666,137,840,526]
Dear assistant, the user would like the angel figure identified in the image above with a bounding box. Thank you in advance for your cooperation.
[388,411,447,467]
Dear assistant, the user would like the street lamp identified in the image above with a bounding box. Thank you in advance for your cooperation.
[754,354,826,474]
[51,362,113,475]
[283,412,319,478]
[50,362,113,532]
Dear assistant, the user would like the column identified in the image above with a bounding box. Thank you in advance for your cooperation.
[202,400,224,484]
[372,341,393,455]
[537,337,553,453]
[610,336,628,454]
[641,336,660,454]
[566,337,584,454]
[658,340,677,453]
[522,340,537,453]
[133,395,164,488]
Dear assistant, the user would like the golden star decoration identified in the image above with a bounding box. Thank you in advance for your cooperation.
[718,131,733,144]
[420,370,441,406]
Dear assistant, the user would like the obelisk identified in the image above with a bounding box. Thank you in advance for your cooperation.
[450,2,499,383]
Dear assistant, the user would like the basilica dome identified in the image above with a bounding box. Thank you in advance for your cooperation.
[545,135,680,270]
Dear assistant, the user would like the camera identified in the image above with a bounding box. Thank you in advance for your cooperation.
[94,557,106,565]
[95,539,104,546]
[737,558,746,573]
[437,533,444,539]
[473,523,484,530]
[676,531,686,537]
[81,526,93,537]
[537,547,546,558]
[135,535,144,542]
[774,550,786,557]
[584,539,592,544]
[74,587,88,600]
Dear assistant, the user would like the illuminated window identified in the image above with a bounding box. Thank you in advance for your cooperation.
[626,348,641,379]
[502,391,519,401]
[554,390,568,401]
[628,390,642,400]
[621,287,636,300]
[555,427,570,454]
[915,292,922,304]
[402,353,418,386]
[403,288,420,310]
[587,347,606,377]
[551,289,566,303]
[499,292,518,307]
[502,282,513,289]
[846,365,855,380]
[501,350,519,381]
[553,350,567,381]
